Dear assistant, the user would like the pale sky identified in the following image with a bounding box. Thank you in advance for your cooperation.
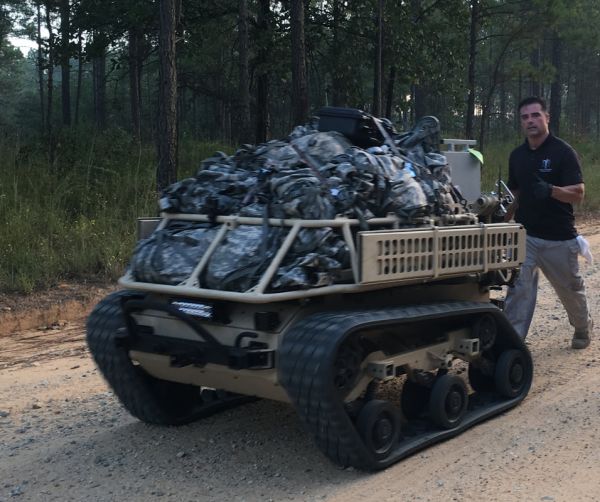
[8,36,39,56]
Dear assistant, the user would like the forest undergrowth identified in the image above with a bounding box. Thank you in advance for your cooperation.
[1,128,598,293]
[0,128,227,293]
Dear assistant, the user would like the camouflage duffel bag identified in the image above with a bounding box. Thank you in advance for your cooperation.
[129,222,218,285]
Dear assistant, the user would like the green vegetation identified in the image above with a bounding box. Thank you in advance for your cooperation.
[0,128,229,293]
[2,128,597,294]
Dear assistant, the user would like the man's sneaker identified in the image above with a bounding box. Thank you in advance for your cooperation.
[572,318,593,349]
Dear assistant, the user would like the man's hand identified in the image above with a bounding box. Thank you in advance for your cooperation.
[532,175,553,200]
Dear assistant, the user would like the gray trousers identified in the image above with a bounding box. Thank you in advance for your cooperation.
[504,235,590,339]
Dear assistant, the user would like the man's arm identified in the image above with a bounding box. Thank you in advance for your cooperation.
[550,183,585,204]
[555,146,584,203]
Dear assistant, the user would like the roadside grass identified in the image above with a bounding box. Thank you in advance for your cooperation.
[1,129,599,293]
[0,128,229,293]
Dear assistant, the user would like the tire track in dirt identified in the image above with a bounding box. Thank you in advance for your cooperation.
[0,322,87,370]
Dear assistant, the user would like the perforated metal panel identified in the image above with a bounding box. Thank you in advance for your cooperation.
[359,224,525,284]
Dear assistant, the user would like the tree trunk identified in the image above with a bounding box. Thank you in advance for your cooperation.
[564,48,573,131]
[44,1,57,165]
[36,1,45,133]
[178,85,185,134]
[156,0,179,191]
[290,0,309,125]
[597,57,600,140]
[60,0,71,126]
[479,100,490,152]
[529,47,541,97]
[580,71,591,132]
[385,65,395,119]
[413,84,426,120]
[191,93,197,138]
[129,28,142,142]
[478,34,516,151]
[372,0,384,116]
[238,0,251,142]
[74,30,83,125]
[465,0,479,138]
[330,0,346,107]
[45,2,54,137]
[516,54,522,130]
[499,72,507,139]
[92,46,106,130]
[255,0,271,143]
[215,46,227,140]
[549,34,562,136]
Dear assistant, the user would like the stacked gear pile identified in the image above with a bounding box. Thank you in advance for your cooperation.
[130,110,469,292]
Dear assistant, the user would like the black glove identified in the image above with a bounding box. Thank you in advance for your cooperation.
[532,176,553,200]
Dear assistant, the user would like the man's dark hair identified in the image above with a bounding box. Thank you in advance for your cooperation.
[518,96,547,112]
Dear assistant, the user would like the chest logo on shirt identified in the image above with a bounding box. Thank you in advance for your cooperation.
[539,158,552,173]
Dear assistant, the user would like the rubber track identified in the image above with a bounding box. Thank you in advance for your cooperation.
[278,301,532,471]
[86,291,253,426]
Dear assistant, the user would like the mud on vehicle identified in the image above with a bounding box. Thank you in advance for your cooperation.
[87,213,530,471]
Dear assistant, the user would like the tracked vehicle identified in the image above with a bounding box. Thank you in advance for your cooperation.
[86,136,532,471]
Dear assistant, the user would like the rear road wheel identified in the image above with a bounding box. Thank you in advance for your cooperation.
[428,374,469,429]
[357,400,401,460]
[494,349,532,398]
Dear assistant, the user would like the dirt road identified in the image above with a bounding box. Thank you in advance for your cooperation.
[2,225,600,502]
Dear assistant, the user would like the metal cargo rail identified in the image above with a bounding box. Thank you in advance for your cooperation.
[119,213,525,303]
[359,223,524,284]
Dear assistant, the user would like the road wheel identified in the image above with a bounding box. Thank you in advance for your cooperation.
[472,314,497,351]
[333,334,374,401]
[428,374,468,429]
[357,400,401,460]
[494,349,532,398]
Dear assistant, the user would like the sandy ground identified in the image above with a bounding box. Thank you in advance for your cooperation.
[1,222,600,502]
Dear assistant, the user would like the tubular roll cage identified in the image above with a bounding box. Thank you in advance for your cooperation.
[120,213,526,304]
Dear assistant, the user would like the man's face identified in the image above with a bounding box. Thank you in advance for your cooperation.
[519,103,550,140]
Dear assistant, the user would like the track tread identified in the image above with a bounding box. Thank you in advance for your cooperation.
[279,301,531,470]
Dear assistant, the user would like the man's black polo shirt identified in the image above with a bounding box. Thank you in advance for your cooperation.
[508,134,583,240]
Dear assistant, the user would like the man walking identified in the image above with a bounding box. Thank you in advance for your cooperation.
[504,96,592,348]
